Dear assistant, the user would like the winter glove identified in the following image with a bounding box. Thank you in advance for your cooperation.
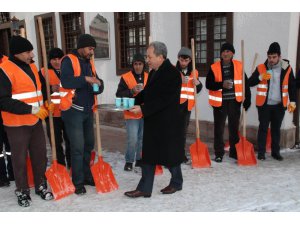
[44,101,55,114]
[32,106,49,120]
[288,102,296,113]
[243,98,251,111]
[260,72,272,81]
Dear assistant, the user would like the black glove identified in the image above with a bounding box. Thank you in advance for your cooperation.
[243,98,251,111]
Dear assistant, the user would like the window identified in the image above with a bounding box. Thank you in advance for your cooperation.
[60,12,84,54]
[114,12,149,75]
[34,13,57,68]
[0,12,10,24]
[181,13,233,76]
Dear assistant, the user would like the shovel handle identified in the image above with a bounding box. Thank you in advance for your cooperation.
[37,17,57,161]
[191,38,200,138]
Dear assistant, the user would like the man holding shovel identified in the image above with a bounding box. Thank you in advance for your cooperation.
[60,34,104,195]
[176,47,203,163]
[125,41,185,198]
[206,42,251,163]
[249,42,296,161]
[0,36,54,207]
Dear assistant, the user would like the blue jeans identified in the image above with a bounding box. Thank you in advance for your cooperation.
[125,119,143,163]
[61,108,94,187]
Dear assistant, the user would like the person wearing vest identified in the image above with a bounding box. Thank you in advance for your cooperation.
[60,34,104,195]
[0,53,14,188]
[0,36,54,207]
[249,42,296,161]
[176,47,203,164]
[125,42,185,198]
[206,42,251,163]
[116,53,148,172]
[39,48,71,169]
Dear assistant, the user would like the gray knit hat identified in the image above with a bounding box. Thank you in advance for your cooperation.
[177,47,192,58]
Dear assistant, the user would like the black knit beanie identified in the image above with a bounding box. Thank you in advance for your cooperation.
[77,34,97,49]
[132,53,145,64]
[220,42,235,54]
[9,36,33,55]
[267,42,281,55]
[49,47,64,60]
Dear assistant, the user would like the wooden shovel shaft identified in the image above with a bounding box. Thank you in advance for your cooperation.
[241,40,246,137]
[191,38,200,139]
[37,17,57,161]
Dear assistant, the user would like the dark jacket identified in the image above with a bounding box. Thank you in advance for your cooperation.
[205,59,251,109]
[248,59,296,108]
[60,50,104,113]
[0,56,46,114]
[135,59,185,167]
[116,70,146,98]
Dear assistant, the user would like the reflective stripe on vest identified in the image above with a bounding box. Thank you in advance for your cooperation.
[180,69,199,111]
[0,60,42,127]
[122,71,149,119]
[59,54,98,112]
[256,64,291,107]
[208,60,243,107]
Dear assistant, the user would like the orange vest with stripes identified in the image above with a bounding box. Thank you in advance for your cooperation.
[59,54,98,112]
[208,60,243,107]
[256,64,291,107]
[41,68,66,117]
[0,60,43,127]
[0,55,8,64]
[122,71,149,119]
[180,69,199,111]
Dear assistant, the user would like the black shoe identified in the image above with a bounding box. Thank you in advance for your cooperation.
[215,156,223,163]
[229,151,237,160]
[183,155,189,163]
[135,160,143,168]
[0,179,10,187]
[15,191,31,207]
[160,185,182,194]
[271,153,283,161]
[124,162,133,171]
[84,179,95,186]
[75,186,86,195]
[257,154,266,161]
[124,190,151,198]
[35,183,54,200]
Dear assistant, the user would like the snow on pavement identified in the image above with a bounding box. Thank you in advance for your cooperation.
[1,149,300,212]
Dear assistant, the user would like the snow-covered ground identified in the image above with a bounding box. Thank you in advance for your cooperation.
[1,148,300,213]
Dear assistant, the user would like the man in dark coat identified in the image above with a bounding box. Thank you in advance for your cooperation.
[124,41,185,198]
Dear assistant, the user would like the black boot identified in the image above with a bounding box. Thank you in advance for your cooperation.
[15,190,31,207]
[35,183,54,200]
[124,162,133,171]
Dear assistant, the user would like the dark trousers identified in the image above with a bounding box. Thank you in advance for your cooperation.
[61,108,94,188]
[180,105,191,153]
[136,163,183,194]
[257,104,285,155]
[5,120,47,192]
[213,100,241,157]
[0,113,13,181]
[45,117,71,168]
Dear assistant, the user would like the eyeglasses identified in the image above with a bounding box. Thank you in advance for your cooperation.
[133,62,143,66]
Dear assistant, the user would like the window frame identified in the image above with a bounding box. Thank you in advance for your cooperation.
[181,12,233,77]
[114,12,150,75]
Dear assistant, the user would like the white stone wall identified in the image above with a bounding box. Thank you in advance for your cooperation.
[11,12,300,129]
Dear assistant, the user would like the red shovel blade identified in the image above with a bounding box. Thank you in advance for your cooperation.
[236,136,257,166]
[90,150,96,167]
[189,138,211,168]
[26,155,34,188]
[91,156,119,193]
[155,165,163,175]
[45,160,75,200]
[266,128,271,153]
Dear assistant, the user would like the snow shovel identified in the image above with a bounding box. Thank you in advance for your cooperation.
[155,165,163,175]
[91,75,118,193]
[37,17,75,200]
[266,127,271,153]
[189,38,211,168]
[235,41,257,166]
[26,154,34,188]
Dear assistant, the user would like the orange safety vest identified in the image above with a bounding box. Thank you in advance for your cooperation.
[0,55,8,64]
[180,69,199,111]
[122,71,149,119]
[208,60,243,107]
[41,68,67,117]
[59,54,98,112]
[256,64,291,107]
[0,60,43,127]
